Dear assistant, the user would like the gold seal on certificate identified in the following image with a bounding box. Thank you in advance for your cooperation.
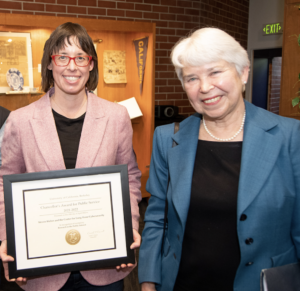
[65,229,81,245]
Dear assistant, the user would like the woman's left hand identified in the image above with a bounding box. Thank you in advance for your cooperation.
[116,229,141,270]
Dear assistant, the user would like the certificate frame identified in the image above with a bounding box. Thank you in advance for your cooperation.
[3,165,134,278]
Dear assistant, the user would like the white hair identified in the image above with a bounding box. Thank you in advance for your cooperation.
[171,28,250,86]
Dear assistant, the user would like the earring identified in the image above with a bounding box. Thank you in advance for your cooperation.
[244,81,247,84]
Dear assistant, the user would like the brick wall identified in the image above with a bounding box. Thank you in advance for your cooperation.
[0,0,249,117]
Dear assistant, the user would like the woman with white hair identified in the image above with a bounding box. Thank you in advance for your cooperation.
[138,28,300,291]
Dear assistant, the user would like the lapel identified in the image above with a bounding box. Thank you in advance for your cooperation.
[30,90,107,171]
[75,92,107,168]
[168,114,201,230]
[30,90,65,171]
[237,101,281,215]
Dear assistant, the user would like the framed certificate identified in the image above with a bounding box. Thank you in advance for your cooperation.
[3,165,134,278]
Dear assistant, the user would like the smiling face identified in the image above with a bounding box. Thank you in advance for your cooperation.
[182,60,249,122]
[47,36,94,98]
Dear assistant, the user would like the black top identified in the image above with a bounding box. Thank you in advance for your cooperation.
[0,106,10,128]
[52,110,85,169]
[174,140,242,291]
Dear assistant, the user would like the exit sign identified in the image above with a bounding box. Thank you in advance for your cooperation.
[263,23,283,35]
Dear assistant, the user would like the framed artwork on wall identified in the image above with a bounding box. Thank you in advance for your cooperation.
[0,32,33,93]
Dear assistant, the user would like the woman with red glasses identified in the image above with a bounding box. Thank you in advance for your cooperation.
[0,22,141,291]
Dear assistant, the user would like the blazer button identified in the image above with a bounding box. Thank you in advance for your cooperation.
[245,262,254,266]
[177,235,180,241]
[173,253,177,260]
[245,238,254,245]
[240,214,247,221]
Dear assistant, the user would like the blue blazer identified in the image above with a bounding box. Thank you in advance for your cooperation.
[139,101,300,291]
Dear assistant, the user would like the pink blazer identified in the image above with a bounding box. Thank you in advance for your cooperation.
[0,89,142,291]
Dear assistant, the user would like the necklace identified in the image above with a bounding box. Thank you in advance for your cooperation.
[51,96,87,119]
[202,111,246,141]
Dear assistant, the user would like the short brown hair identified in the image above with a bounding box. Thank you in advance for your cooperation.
[41,22,98,92]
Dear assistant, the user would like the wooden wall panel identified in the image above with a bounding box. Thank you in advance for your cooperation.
[279,3,300,119]
[0,93,43,111]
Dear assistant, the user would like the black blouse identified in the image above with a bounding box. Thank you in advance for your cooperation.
[52,110,85,169]
[174,140,242,291]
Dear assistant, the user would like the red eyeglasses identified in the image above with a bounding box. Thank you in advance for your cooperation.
[51,55,92,67]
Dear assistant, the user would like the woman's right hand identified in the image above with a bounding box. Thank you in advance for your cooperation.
[0,240,27,282]
[141,282,157,291]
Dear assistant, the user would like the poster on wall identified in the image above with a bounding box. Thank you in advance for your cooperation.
[133,37,148,95]
[103,50,127,84]
[0,32,34,93]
